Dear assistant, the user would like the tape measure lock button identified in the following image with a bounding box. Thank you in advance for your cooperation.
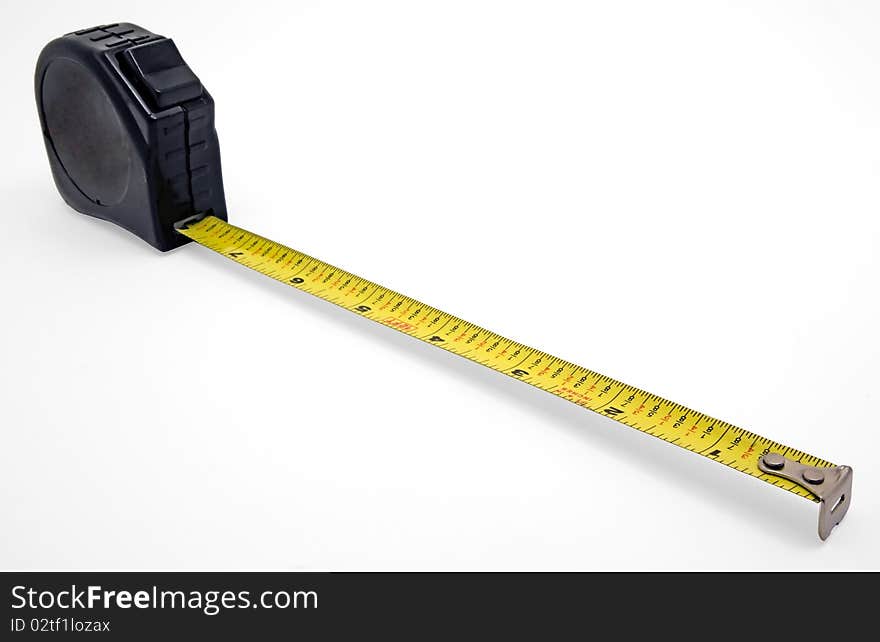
[35,23,227,251]
[120,38,203,110]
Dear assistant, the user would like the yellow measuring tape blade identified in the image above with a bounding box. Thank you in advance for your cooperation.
[179,215,834,503]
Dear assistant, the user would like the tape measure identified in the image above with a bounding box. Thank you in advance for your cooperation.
[35,23,853,540]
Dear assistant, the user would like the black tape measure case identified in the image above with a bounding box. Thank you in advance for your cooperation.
[35,23,227,251]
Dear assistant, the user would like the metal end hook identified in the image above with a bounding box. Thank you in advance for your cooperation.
[758,453,853,541]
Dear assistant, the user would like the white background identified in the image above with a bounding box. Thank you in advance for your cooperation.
[1,1,877,570]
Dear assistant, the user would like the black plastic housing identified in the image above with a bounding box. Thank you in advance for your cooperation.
[35,23,227,251]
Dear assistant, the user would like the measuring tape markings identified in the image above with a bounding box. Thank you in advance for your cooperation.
[179,215,833,502]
